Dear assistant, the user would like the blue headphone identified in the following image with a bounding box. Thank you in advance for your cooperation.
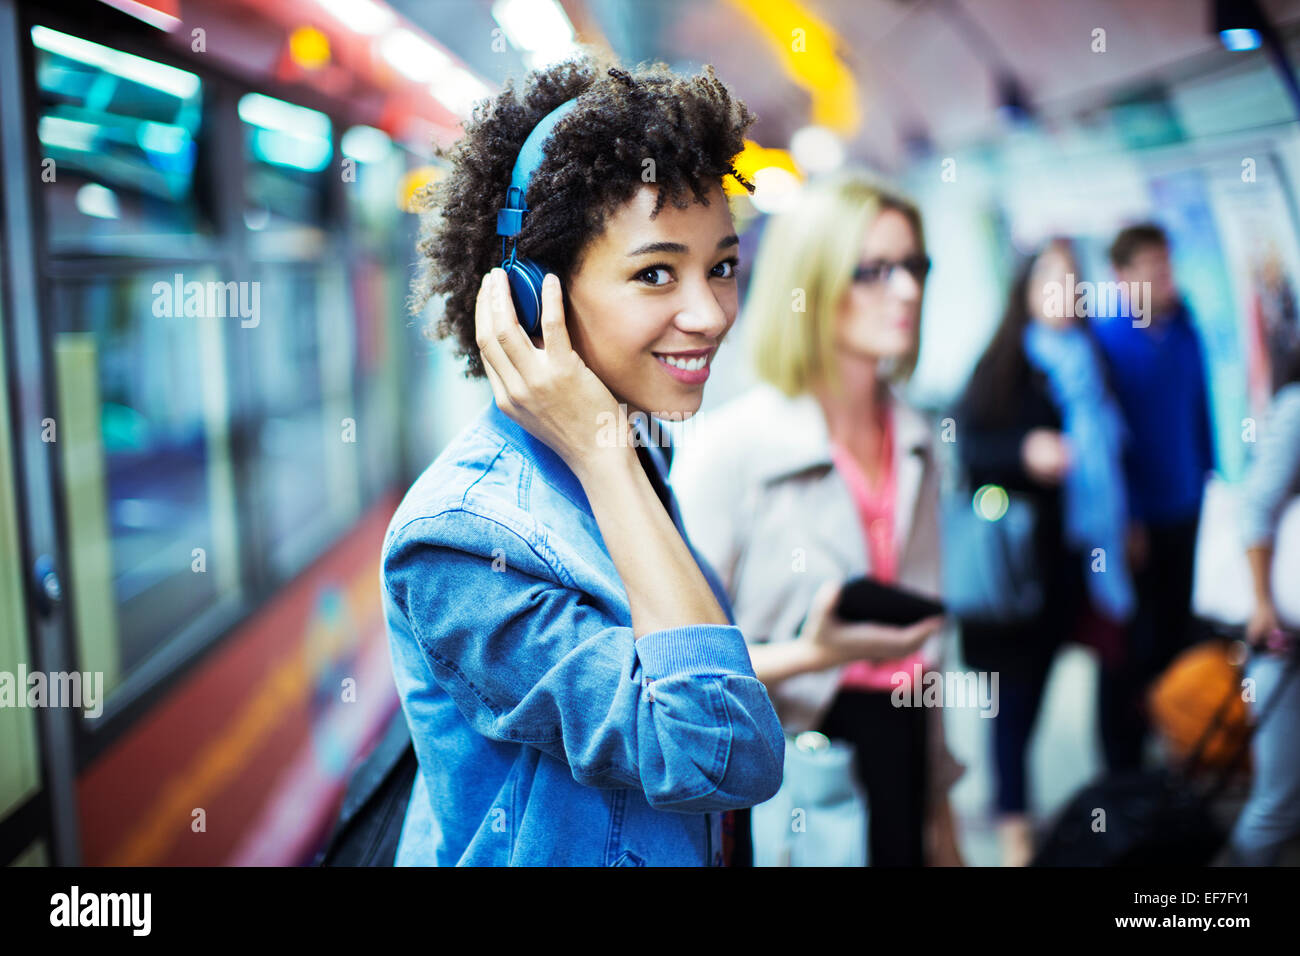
[495,97,578,336]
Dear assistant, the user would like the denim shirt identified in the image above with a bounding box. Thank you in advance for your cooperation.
[381,401,785,866]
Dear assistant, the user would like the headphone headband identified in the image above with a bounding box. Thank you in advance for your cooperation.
[496,98,578,238]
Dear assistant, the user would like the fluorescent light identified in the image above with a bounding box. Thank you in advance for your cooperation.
[137,121,190,155]
[239,94,332,172]
[1219,28,1262,51]
[238,93,331,139]
[97,0,181,32]
[341,125,393,163]
[252,128,333,171]
[749,166,801,214]
[32,25,199,99]
[790,125,844,175]
[315,0,395,35]
[524,47,579,70]
[432,67,494,118]
[76,183,120,219]
[381,27,450,83]
[491,0,576,64]
[38,115,100,152]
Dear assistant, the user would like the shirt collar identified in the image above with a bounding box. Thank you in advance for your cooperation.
[482,401,590,512]
[481,401,675,515]
[748,383,931,484]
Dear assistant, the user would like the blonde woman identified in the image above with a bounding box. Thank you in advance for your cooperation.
[672,170,965,866]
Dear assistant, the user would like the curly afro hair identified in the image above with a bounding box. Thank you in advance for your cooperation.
[409,55,756,378]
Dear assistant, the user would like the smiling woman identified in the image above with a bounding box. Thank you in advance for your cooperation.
[383,55,785,867]
[563,184,741,413]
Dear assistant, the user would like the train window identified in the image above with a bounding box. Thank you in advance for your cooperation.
[342,127,409,500]
[31,26,207,247]
[342,125,402,249]
[49,271,242,693]
[0,276,42,824]
[351,256,400,503]
[248,264,359,579]
[239,93,333,232]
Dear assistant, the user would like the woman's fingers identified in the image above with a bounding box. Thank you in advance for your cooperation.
[539,273,573,358]
[487,269,542,378]
[907,614,947,642]
[475,270,527,400]
[838,613,945,658]
[891,615,945,655]
[814,579,843,619]
[481,351,511,409]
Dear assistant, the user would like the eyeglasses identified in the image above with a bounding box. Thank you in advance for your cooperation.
[851,255,932,287]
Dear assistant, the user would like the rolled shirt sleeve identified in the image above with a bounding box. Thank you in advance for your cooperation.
[383,511,786,814]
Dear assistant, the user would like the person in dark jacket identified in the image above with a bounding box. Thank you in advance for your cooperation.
[954,238,1134,866]
[1092,223,1217,774]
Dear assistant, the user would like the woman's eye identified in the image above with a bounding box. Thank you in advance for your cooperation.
[636,266,673,286]
[712,257,739,279]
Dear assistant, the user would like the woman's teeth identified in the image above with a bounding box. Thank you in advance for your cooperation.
[658,354,708,370]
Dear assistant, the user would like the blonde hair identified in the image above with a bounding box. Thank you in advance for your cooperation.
[745,170,926,396]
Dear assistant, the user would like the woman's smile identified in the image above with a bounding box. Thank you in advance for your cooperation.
[652,346,716,384]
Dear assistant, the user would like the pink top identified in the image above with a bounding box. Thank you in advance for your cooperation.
[829,408,926,692]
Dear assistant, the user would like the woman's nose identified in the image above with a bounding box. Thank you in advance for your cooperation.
[675,284,730,335]
[888,265,922,301]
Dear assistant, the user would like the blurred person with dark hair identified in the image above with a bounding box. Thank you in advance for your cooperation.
[672,171,966,867]
[1226,345,1300,866]
[956,238,1134,866]
[1093,222,1217,773]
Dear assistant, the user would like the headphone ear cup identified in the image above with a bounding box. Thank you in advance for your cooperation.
[503,257,546,336]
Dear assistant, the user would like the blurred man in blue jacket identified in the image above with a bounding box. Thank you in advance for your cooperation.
[1092,223,1217,772]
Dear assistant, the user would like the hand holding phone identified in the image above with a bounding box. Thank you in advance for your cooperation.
[833,576,946,625]
[797,578,946,670]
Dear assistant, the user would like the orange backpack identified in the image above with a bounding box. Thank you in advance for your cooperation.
[1147,639,1251,771]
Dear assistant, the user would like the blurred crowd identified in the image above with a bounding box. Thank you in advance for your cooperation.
[671,171,1300,867]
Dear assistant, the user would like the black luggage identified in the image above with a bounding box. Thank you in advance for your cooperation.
[1031,629,1299,866]
[1029,767,1224,866]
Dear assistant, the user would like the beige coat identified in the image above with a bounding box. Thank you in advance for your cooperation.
[671,381,965,804]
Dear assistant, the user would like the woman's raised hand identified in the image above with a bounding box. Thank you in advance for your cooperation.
[1021,428,1072,486]
[475,268,623,472]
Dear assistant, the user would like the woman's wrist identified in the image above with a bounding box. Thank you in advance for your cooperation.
[569,440,637,486]
[571,438,728,634]
[1255,596,1278,618]
[793,628,843,673]
[750,636,836,687]
[1246,544,1275,607]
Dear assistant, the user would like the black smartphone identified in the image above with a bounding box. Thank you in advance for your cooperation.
[833,576,946,626]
